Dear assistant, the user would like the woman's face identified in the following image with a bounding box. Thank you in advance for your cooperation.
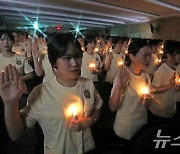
[0,33,14,52]
[131,45,151,69]
[115,42,123,52]
[175,53,180,65]
[12,32,18,42]
[18,33,25,42]
[86,41,95,54]
[55,42,82,80]
[167,53,175,65]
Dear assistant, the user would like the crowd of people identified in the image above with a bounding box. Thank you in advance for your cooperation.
[0,29,180,153]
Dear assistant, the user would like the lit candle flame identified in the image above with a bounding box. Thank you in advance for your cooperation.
[81,47,85,52]
[41,50,47,54]
[70,105,78,119]
[158,59,161,63]
[117,60,124,66]
[109,48,112,52]
[125,50,128,54]
[94,47,99,52]
[161,44,164,49]
[143,87,149,95]
[89,62,96,69]
[159,50,163,54]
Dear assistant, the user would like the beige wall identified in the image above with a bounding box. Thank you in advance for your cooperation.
[85,17,180,41]
[3,16,180,41]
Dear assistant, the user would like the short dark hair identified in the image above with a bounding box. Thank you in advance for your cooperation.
[0,30,15,42]
[47,33,82,67]
[84,35,95,47]
[162,40,179,59]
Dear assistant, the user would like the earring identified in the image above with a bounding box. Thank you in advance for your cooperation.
[53,66,57,70]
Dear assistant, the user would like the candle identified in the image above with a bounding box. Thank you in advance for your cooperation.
[125,50,128,54]
[81,47,85,52]
[160,44,164,49]
[143,87,149,95]
[70,105,78,120]
[89,62,96,70]
[109,48,112,52]
[140,86,150,105]
[159,50,163,54]
[117,60,124,67]
[176,78,180,85]
[94,47,99,52]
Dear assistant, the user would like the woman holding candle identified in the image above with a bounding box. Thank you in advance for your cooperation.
[32,32,55,83]
[143,39,163,80]
[81,35,103,81]
[148,41,178,123]
[104,37,125,84]
[0,30,34,94]
[13,31,33,63]
[109,38,152,141]
[0,33,102,154]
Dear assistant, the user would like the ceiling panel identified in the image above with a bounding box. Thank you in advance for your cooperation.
[0,0,179,31]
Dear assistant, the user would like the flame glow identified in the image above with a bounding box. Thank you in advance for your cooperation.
[125,50,128,54]
[89,62,96,69]
[117,60,124,66]
[143,87,149,95]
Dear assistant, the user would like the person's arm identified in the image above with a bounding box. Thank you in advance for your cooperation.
[104,52,113,71]
[33,55,44,77]
[109,66,129,112]
[32,39,44,77]
[109,83,124,112]
[20,72,34,81]
[4,101,25,141]
[151,73,175,94]
[0,65,25,141]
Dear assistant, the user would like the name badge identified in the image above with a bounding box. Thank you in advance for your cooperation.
[16,60,22,65]
[83,90,91,98]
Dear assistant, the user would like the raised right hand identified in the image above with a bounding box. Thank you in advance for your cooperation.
[117,65,129,90]
[0,65,24,104]
[32,38,40,60]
